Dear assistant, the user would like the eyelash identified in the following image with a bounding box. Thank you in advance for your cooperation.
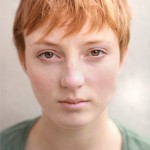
[37,48,106,61]
[88,49,106,57]
[37,50,60,62]
[38,51,55,58]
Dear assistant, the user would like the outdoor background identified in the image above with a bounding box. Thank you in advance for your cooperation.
[0,0,150,136]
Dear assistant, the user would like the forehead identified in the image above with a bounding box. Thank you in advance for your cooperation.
[24,22,119,47]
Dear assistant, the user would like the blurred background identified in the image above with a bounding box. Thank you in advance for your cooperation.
[0,0,150,136]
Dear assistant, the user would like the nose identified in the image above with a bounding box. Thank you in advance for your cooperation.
[60,63,85,90]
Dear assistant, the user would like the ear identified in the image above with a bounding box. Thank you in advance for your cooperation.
[17,50,27,73]
[119,46,128,73]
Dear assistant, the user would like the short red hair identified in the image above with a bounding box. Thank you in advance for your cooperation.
[13,0,131,62]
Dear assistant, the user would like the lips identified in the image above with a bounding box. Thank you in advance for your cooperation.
[58,98,89,110]
[58,98,88,104]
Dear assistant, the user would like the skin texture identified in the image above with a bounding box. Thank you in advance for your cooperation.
[23,23,125,150]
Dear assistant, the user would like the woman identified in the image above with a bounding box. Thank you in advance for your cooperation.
[1,0,150,150]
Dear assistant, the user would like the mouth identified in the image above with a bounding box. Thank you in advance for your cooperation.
[59,98,88,104]
[58,98,89,110]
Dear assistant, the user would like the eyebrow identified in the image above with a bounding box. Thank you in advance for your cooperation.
[33,39,112,47]
[33,40,59,47]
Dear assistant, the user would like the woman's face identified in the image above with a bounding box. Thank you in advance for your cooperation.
[24,24,123,128]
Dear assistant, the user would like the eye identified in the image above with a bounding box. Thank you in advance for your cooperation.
[90,50,101,56]
[40,52,54,58]
[37,50,60,62]
[89,49,106,57]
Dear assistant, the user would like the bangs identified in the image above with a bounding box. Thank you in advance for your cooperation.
[13,0,131,56]
[23,0,106,37]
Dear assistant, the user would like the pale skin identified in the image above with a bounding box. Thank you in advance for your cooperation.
[22,22,127,150]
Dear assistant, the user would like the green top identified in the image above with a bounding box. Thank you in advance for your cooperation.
[0,118,150,150]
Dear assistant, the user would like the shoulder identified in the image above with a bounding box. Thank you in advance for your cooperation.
[116,122,150,150]
[0,118,39,150]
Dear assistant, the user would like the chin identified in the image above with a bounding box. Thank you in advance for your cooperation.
[50,112,101,129]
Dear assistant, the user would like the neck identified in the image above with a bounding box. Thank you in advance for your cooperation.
[27,111,122,150]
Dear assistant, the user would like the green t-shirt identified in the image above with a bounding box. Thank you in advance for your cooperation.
[0,118,150,150]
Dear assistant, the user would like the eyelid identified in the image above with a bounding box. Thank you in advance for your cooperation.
[37,49,55,55]
[93,47,107,52]
[36,49,62,61]
[86,47,107,55]
[37,49,62,57]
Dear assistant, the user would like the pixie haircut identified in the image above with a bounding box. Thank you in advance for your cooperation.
[13,0,131,62]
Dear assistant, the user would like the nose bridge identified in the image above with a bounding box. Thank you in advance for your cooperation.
[60,57,85,89]
[67,56,80,72]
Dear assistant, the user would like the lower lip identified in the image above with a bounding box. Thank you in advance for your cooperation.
[58,101,89,110]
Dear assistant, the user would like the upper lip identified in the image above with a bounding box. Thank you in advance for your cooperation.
[58,98,88,104]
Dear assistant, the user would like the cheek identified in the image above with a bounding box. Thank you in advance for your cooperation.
[88,64,119,100]
[26,64,60,103]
